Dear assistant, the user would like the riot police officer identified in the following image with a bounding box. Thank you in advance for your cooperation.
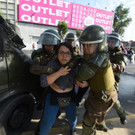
[65,32,80,55]
[107,32,128,125]
[30,29,61,135]
[30,29,61,75]
[75,25,118,135]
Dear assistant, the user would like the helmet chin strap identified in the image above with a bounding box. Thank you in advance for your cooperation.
[46,50,54,55]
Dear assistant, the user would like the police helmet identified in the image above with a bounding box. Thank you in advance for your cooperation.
[107,32,121,47]
[65,33,75,42]
[38,29,61,45]
[79,25,107,51]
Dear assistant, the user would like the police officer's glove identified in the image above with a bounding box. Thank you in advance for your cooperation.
[75,63,95,82]
[112,63,124,74]
[64,55,82,69]
[71,55,82,68]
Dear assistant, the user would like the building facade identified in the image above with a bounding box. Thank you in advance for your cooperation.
[0,0,75,50]
[0,0,115,50]
[0,0,17,24]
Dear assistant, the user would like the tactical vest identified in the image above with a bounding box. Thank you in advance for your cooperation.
[110,51,124,64]
[32,48,56,65]
[109,51,128,83]
[89,63,115,93]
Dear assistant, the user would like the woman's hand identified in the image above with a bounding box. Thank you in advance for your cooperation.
[76,81,88,88]
[46,66,71,85]
[58,66,71,76]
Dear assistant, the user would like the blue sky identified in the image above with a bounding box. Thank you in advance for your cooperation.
[65,0,135,41]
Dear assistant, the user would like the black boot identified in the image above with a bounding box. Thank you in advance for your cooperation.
[96,121,108,132]
[120,117,127,125]
[35,122,40,135]
[113,100,127,125]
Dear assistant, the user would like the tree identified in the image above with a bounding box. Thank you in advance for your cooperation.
[113,4,132,36]
[57,20,68,40]
[76,29,82,38]
[0,10,4,18]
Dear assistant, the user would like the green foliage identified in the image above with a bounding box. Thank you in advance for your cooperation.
[113,4,132,36]
[76,29,82,38]
[57,20,68,40]
[0,10,4,18]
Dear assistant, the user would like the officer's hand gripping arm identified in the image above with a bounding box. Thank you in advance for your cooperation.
[64,55,82,69]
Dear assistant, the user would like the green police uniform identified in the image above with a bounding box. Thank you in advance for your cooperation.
[108,32,128,125]
[30,29,61,76]
[30,48,57,75]
[30,29,60,99]
[75,25,118,135]
[76,52,118,134]
[109,49,128,83]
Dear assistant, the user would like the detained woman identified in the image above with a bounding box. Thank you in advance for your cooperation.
[39,42,78,135]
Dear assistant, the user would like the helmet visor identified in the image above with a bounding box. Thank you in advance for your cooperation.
[107,37,120,48]
[38,34,60,45]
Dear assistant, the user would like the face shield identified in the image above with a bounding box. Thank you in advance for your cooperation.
[107,37,120,50]
[66,39,75,47]
[81,43,98,59]
[38,34,60,45]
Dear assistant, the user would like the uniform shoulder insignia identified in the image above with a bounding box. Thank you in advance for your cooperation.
[31,48,44,59]
[89,53,107,67]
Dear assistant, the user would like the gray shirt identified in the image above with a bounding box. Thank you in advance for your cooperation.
[40,59,78,90]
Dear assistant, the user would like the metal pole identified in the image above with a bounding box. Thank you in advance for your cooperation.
[15,0,17,24]
[6,0,8,20]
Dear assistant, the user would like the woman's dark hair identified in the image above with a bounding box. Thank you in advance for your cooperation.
[57,42,73,56]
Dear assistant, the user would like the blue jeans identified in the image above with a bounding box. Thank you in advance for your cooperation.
[39,93,77,135]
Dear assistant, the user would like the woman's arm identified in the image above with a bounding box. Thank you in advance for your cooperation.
[40,66,71,88]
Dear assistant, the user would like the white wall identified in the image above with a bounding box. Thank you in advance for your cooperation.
[18,22,76,50]
[18,22,57,50]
